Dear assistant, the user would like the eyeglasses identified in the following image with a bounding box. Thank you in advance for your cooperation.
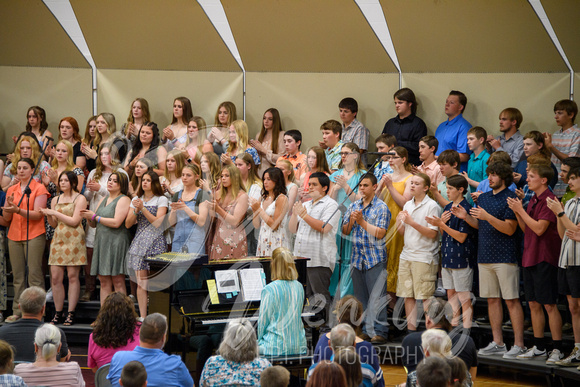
[386,156,401,160]
[339,152,354,156]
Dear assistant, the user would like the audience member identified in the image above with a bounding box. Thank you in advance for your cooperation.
[258,248,307,355]
[434,90,472,172]
[382,87,427,166]
[0,339,26,387]
[342,173,390,343]
[0,287,70,362]
[339,97,370,165]
[415,356,452,387]
[261,365,290,387]
[108,313,193,387]
[334,347,364,387]
[306,360,347,387]
[14,323,84,387]
[405,329,452,387]
[487,107,525,168]
[88,292,141,371]
[120,361,147,387]
[200,318,270,386]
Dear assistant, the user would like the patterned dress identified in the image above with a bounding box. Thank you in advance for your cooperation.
[256,195,289,256]
[127,196,168,271]
[200,355,271,387]
[49,195,87,266]
[209,197,248,260]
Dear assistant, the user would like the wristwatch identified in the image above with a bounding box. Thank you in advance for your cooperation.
[558,211,565,218]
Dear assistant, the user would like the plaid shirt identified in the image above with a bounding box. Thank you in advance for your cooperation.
[0,374,26,387]
[342,119,370,164]
[343,196,391,270]
[325,140,344,171]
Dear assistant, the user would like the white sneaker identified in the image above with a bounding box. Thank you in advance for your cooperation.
[503,345,527,359]
[46,288,53,302]
[555,346,580,366]
[434,278,446,297]
[517,346,546,360]
[546,349,564,364]
[478,341,507,356]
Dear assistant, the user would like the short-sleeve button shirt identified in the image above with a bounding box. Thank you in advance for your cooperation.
[522,189,561,267]
[476,188,518,264]
[442,199,476,269]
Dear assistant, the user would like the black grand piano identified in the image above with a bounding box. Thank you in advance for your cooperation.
[145,253,318,354]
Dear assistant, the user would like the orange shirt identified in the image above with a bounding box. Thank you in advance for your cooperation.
[6,180,49,241]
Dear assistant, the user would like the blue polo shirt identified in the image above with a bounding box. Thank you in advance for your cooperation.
[435,114,472,172]
[476,188,518,264]
[442,199,477,269]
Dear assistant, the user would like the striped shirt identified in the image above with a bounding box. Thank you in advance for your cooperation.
[551,125,580,197]
[343,196,391,270]
[559,196,580,268]
[15,362,85,386]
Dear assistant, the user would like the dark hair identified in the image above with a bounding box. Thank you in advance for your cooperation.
[554,99,578,123]
[488,150,512,166]
[110,171,130,196]
[417,356,452,387]
[137,170,164,197]
[528,164,554,183]
[310,172,330,195]
[172,97,193,125]
[59,170,79,193]
[426,298,453,332]
[335,348,363,387]
[258,108,283,154]
[449,90,467,113]
[26,106,48,134]
[18,157,36,169]
[284,129,302,149]
[420,135,439,152]
[437,150,460,169]
[446,174,468,194]
[568,167,580,180]
[500,107,523,129]
[320,119,342,138]
[447,357,467,387]
[131,158,155,192]
[334,295,363,334]
[361,172,377,186]
[121,360,147,387]
[394,87,418,115]
[375,134,397,147]
[305,361,347,387]
[93,293,139,348]
[339,97,358,115]
[562,157,580,169]
[131,122,161,158]
[486,161,514,187]
[261,167,287,200]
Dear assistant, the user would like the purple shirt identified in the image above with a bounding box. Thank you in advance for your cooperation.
[522,189,561,267]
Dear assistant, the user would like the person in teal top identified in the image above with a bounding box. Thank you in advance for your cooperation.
[258,247,307,356]
[328,142,367,298]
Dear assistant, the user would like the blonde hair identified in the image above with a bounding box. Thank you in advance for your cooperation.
[228,120,250,154]
[183,164,202,188]
[10,136,41,175]
[51,140,76,170]
[94,112,117,146]
[94,146,121,182]
[217,164,245,202]
[338,143,365,172]
[307,146,331,174]
[164,149,186,181]
[202,152,222,190]
[214,101,237,127]
[277,159,296,184]
[271,247,298,281]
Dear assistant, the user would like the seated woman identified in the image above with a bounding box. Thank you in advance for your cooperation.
[14,323,85,386]
[258,247,307,356]
[88,292,140,371]
[312,295,384,387]
[200,318,271,386]
[0,339,26,386]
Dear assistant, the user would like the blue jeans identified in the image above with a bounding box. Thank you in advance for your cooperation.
[351,261,389,337]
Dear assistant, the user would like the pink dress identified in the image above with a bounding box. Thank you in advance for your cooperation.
[87,324,141,369]
[209,198,248,260]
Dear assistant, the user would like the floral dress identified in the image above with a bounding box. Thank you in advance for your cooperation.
[256,195,289,256]
[127,196,168,271]
[200,355,271,387]
[209,198,248,260]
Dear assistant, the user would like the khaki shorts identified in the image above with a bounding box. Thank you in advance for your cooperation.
[442,267,473,293]
[396,259,438,300]
[478,263,519,299]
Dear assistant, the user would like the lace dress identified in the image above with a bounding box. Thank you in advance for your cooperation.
[256,195,289,256]
[209,198,248,260]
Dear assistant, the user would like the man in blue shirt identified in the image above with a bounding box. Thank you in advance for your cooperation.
[108,313,194,387]
[342,173,391,344]
[455,162,526,360]
[435,90,472,172]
